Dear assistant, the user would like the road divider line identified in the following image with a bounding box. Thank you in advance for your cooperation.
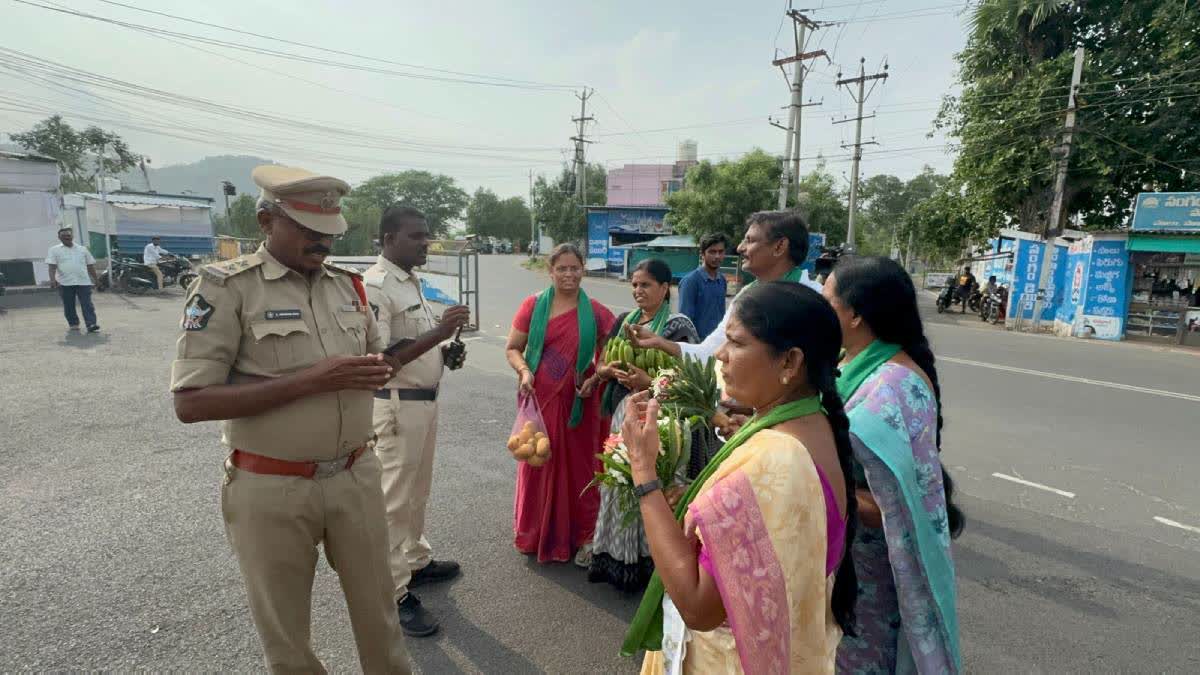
[941,356,1200,403]
[991,472,1076,498]
[1153,516,1200,535]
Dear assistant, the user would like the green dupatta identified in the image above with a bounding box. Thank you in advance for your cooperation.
[836,340,902,401]
[620,395,823,656]
[836,339,963,670]
[523,286,597,428]
[737,264,806,296]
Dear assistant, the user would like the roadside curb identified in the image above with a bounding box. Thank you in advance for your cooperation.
[922,290,1199,358]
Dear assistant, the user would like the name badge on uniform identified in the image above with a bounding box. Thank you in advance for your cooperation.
[265,309,302,320]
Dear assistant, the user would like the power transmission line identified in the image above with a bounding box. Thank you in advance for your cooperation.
[87,0,577,89]
[10,0,577,91]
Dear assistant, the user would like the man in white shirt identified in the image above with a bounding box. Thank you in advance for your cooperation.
[143,236,169,290]
[629,210,822,362]
[45,227,101,332]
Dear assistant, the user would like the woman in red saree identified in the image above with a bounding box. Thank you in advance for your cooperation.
[506,244,617,563]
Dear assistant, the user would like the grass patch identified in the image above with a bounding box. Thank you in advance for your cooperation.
[522,256,548,272]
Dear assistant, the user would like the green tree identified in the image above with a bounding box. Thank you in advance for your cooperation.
[665,149,781,241]
[466,188,533,248]
[344,171,468,238]
[938,0,1200,236]
[497,196,532,248]
[10,115,140,192]
[213,194,260,239]
[531,163,606,245]
[857,167,949,255]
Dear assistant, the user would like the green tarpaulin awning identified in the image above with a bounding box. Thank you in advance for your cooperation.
[1128,235,1200,254]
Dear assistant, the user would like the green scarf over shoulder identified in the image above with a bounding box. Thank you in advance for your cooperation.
[620,395,823,656]
[523,287,597,428]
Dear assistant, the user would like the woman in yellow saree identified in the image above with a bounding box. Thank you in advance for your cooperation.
[621,281,860,674]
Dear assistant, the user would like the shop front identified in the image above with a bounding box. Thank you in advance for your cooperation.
[1125,193,1200,347]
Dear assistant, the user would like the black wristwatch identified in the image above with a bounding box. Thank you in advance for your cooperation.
[634,479,662,498]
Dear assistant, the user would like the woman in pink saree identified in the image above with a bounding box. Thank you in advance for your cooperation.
[621,282,860,674]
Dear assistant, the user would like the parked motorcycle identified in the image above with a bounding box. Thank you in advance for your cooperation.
[966,284,983,313]
[98,255,157,294]
[980,285,1008,324]
[935,278,956,313]
[156,254,199,290]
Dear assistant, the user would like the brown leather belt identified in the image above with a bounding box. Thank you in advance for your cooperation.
[230,447,365,480]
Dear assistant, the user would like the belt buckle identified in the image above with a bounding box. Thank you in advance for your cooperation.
[311,457,344,480]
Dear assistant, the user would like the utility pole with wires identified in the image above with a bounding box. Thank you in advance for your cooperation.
[835,57,888,252]
[571,88,595,204]
[1030,46,1085,331]
[771,8,828,209]
[528,169,536,256]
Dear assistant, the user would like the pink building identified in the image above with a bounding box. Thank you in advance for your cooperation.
[606,140,698,207]
[606,164,678,207]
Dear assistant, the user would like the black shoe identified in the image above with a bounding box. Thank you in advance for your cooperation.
[397,593,439,637]
[408,559,461,588]
[87,325,100,333]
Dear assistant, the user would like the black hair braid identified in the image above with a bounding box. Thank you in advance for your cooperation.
[903,336,964,538]
[813,364,860,637]
[831,255,966,540]
[733,280,861,633]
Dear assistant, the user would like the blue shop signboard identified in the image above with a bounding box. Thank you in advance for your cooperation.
[1131,192,1200,232]
[586,212,609,262]
[1077,238,1129,340]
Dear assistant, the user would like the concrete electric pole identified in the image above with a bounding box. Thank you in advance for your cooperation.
[772,9,827,209]
[571,89,595,204]
[1030,46,1085,330]
[835,58,888,252]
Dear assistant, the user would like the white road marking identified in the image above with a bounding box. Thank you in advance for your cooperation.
[940,356,1200,403]
[1153,516,1200,535]
[991,472,1077,498]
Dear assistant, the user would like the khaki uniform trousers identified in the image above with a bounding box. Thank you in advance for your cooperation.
[149,264,163,290]
[221,450,411,675]
[372,396,438,599]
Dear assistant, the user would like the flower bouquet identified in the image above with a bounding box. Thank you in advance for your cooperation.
[651,356,731,430]
[588,407,693,526]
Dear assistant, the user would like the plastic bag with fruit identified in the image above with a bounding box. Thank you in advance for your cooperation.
[507,392,551,467]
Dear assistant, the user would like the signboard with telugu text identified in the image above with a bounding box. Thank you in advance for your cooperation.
[1131,192,1200,232]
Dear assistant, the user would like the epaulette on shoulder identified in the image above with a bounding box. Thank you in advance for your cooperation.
[324,261,364,278]
[362,267,387,288]
[200,253,263,285]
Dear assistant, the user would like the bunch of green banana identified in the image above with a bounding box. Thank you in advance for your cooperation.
[603,337,680,376]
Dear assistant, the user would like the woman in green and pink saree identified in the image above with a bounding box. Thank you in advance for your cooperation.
[621,281,860,673]
[824,256,964,674]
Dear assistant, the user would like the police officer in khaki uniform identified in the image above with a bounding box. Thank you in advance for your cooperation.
[170,165,411,674]
[364,205,470,637]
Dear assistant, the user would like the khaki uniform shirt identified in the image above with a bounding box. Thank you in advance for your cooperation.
[363,255,443,390]
[169,245,384,461]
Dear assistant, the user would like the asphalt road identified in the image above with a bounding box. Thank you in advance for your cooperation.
[1,255,1198,673]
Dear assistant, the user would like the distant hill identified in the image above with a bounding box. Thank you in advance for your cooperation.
[121,155,275,214]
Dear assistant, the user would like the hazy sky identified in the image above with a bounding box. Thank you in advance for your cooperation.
[1,0,972,199]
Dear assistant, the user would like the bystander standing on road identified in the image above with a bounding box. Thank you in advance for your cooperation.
[143,236,169,290]
[364,205,471,638]
[677,233,728,340]
[169,165,411,674]
[45,226,100,333]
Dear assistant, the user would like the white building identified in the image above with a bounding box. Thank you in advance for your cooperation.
[0,151,63,286]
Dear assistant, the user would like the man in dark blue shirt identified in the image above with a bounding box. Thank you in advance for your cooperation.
[678,233,729,339]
